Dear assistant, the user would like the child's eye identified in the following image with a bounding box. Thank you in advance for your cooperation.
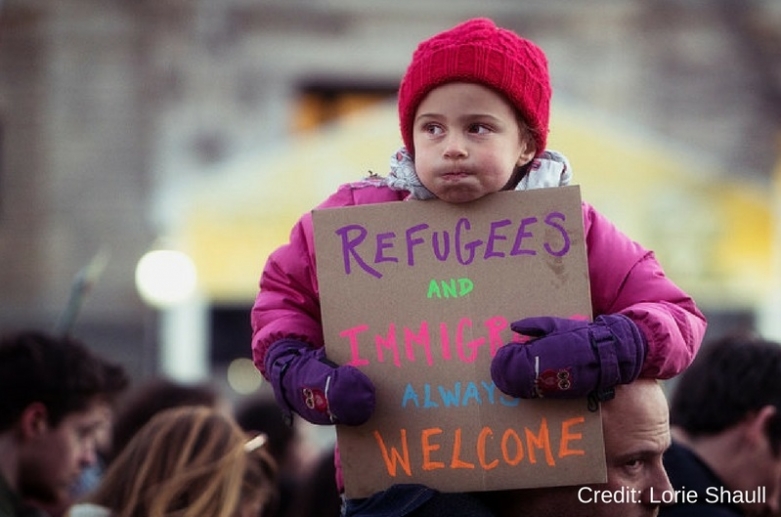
[422,123,444,136]
[468,123,491,134]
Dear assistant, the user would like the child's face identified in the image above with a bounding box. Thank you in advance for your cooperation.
[412,82,535,204]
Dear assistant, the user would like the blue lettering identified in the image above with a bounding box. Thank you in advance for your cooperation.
[400,382,520,409]
[401,383,419,408]
[438,383,462,407]
[423,384,439,408]
[462,382,481,405]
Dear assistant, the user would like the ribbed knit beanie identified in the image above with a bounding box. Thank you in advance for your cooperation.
[398,18,551,158]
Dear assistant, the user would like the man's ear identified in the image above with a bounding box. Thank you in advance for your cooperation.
[19,402,50,440]
[746,405,777,446]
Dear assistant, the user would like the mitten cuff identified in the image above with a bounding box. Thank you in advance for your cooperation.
[591,321,619,390]
[264,339,311,425]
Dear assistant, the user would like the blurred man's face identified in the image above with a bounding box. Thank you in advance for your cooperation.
[19,401,107,505]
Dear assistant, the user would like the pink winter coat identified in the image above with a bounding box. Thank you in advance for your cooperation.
[251,178,706,381]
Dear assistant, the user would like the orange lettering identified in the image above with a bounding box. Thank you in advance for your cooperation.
[450,428,475,469]
[421,428,444,471]
[477,426,499,470]
[559,416,586,457]
[525,418,555,466]
[373,429,412,477]
[501,428,524,466]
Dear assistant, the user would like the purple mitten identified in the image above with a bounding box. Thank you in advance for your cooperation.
[490,314,647,399]
[264,339,376,426]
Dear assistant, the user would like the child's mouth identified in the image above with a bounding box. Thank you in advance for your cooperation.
[442,171,470,179]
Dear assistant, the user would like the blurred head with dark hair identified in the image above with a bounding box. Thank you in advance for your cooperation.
[0,330,128,508]
[666,332,781,516]
[234,397,295,466]
[670,333,781,453]
[234,397,301,517]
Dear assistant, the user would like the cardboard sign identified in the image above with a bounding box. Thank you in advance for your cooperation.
[313,186,606,498]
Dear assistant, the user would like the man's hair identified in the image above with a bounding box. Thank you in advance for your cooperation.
[0,330,129,430]
[670,333,781,452]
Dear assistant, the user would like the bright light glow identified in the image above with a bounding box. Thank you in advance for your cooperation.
[135,249,197,308]
[227,358,264,394]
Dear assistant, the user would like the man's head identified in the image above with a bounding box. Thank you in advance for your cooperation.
[0,330,128,504]
[670,334,781,449]
[669,333,781,515]
[484,379,672,517]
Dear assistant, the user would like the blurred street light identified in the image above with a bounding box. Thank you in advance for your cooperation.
[135,249,197,309]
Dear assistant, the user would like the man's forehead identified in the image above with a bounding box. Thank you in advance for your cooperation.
[602,381,670,449]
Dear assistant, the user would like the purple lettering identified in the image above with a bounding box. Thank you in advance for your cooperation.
[335,224,382,278]
[510,217,538,256]
[455,218,481,265]
[432,230,451,261]
[485,219,512,259]
[543,212,570,257]
[405,223,430,266]
[375,232,398,264]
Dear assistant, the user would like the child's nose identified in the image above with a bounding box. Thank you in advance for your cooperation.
[443,133,468,159]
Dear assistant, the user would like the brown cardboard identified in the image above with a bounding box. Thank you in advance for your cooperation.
[312,185,606,498]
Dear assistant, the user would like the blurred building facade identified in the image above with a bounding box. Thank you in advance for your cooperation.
[0,0,779,383]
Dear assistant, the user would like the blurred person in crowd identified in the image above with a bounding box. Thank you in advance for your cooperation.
[67,405,278,517]
[0,330,128,517]
[235,397,306,517]
[287,449,341,517]
[68,404,113,500]
[660,334,781,517]
[106,377,222,464]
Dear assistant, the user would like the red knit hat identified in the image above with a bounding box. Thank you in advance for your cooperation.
[398,18,551,158]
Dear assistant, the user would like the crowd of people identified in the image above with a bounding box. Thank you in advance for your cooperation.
[3,328,780,517]
[0,329,334,517]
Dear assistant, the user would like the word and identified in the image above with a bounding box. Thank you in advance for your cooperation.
[427,278,473,299]
[372,416,586,477]
[334,212,570,279]
[401,381,519,409]
[340,315,514,368]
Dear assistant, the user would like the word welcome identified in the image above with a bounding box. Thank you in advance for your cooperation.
[373,416,586,477]
[340,315,515,368]
[335,212,570,279]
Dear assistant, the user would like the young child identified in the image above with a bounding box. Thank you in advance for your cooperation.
[251,17,706,515]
